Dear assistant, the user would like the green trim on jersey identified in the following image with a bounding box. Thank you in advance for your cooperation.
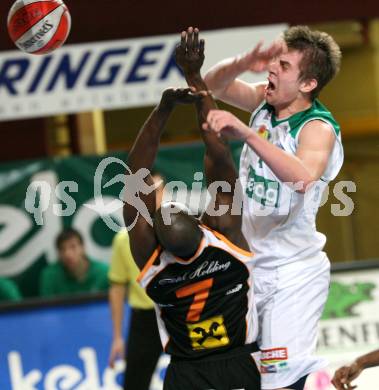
[257,100,340,139]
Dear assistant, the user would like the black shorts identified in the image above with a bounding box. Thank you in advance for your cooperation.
[164,344,260,390]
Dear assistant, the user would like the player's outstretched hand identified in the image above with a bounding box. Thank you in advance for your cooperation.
[159,87,208,110]
[175,26,205,77]
[203,109,251,140]
[239,40,284,73]
[332,362,362,390]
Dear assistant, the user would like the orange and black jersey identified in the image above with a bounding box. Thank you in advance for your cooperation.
[138,225,258,360]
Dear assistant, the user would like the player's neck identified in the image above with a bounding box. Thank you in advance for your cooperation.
[274,97,313,120]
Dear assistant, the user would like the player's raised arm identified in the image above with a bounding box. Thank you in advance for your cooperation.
[175,28,248,249]
[175,27,231,165]
[203,35,283,112]
[124,88,204,268]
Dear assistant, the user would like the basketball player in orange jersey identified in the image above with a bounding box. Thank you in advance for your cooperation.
[123,85,260,389]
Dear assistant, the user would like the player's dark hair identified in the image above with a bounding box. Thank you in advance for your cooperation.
[283,25,341,99]
[56,228,83,249]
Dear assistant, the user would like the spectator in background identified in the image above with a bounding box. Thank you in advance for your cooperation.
[332,348,379,389]
[39,228,109,297]
[0,277,22,302]
[108,173,164,390]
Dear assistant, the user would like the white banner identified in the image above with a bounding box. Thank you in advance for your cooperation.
[307,268,379,390]
[0,24,286,121]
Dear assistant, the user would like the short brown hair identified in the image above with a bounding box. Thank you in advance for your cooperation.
[56,228,83,249]
[283,25,341,99]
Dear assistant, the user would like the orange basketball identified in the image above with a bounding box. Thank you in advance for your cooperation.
[7,0,71,55]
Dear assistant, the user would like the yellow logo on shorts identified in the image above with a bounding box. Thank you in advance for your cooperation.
[187,315,230,350]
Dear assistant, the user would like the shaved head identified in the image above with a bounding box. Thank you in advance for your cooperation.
[153,203,202,259]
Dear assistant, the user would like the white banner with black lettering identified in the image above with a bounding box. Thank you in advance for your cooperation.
[0,24,286,121]
[307,268,379,390]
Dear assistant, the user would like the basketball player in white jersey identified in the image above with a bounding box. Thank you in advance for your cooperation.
[178,26,343,390]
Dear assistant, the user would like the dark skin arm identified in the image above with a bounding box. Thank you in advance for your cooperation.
[176,27,249,251]
[124,87,204,268]
[332,349,379,390]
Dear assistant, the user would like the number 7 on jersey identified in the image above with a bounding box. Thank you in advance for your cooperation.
[176,278,214,322]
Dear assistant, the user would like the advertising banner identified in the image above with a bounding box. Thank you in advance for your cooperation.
[0,24,286,121]
[0,266,379,390]
[0,142,244,297]
[307,268,379,389]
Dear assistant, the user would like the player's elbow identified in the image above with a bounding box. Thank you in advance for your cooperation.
[294,176,318,194]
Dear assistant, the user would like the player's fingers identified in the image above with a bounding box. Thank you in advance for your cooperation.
[198,90,209,97]
[193,27,199,51]
[109,351,116,368]
[180,31,186,50]
[199,39,205,56]
[187,26,194,51]
[211,116,221,131]
[202,122,210,131]
[179,86,194,93]
[207,109,222,124]
[252,41,264,56]
[331,379,345,390]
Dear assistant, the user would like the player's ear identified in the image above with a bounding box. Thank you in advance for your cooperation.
[300,78,317,94]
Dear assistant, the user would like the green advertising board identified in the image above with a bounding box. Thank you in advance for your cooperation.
[0,142,244,297]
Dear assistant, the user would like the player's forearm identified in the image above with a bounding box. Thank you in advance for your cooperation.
[127,105,172,173]
[185,74,231,163]
[180,59,233,162]
[184,72,208,91]
[204,57,245,97]
[356,349,379,370]
[109,284,126,339]
[194,99,238,188]
[198,103,236,177]
[245,132,314,192]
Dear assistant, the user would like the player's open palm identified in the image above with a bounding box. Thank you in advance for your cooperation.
[175,27,205,76]
[203,109,251,140]
[240,40,284,73]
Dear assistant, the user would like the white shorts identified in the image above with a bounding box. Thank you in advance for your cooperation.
[253,252,330,389]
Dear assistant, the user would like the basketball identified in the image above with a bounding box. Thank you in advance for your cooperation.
[7,0,71,55]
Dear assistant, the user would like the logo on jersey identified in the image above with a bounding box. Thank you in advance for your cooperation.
[187,315,230,350]
[261,347,288,363]
[257,125,270,140]
[226,284,243,295]
[260,348,289,374]
[246,166,280,207]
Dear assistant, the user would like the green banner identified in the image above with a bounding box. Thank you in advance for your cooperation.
[0,142,244,297]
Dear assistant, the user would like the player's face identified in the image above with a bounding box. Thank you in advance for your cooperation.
[265,47,305,108]
[58,237,85,272]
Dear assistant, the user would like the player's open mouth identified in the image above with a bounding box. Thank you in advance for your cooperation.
[267,80,276,91]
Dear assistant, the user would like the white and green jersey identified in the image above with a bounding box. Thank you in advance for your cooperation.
[240,100,343,269]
